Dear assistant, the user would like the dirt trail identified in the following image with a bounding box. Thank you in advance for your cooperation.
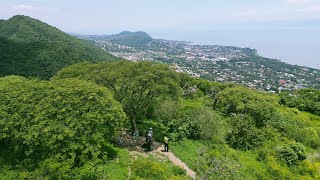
[154,145,196,179]
[127,145,196,179]
[120,134,196,179]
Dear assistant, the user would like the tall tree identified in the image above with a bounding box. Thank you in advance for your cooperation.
[0,76,126,173]
[54,61,182,135]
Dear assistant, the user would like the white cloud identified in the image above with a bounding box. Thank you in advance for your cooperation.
[286,0,310,5]
[12,4,39,11]
[238,9,260,18]
[236,7,288,21]
[298,5,320,13]
[236,0,320,21]
[9,3,61,15]
[285,0,320,13]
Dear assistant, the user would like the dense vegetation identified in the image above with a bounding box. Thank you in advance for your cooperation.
[280,88,320,116]
[54,61,182,135]
[82,31,153,48]
[108,31,153,48]
[0,76,127,178]
[51,61,320,179]
[0,16,319,178]
[0,15,119,79]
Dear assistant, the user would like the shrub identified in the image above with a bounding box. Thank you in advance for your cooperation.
[279,142,307,165]
[131,158,169,180]
[131,158,187,180]
[215,86,278,127]
[171,165,186,176]
[226,114,264,150]
[154,100,227,141]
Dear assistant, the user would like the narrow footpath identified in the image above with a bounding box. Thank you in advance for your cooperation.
[154,145,196,179]
[120,134,196,179]
[127,145,196,179]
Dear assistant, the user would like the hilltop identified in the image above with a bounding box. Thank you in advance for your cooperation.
[77,31,320,91]
[0,15,119,79]
[78,31,153,48]
[108,31,152,47]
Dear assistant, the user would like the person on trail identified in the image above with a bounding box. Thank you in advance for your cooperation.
[148,127,153,137]
[144,127,153,151]
[146,132,152,151]
[163,135,169,152]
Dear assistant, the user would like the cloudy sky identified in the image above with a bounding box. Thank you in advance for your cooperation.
[0,0,319,68]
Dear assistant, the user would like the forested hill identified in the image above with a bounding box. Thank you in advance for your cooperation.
[1,61,319,179]
[0,15,120,79]
[79,31,153,48]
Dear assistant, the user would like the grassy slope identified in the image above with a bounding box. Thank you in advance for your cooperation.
[102,148,131,180]
[170,140,204,170]
[0,15,120,79]
[101,147,190,180]
[171,126,320,179]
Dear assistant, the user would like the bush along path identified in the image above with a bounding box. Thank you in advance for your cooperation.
[117,132,196,179]
[154,145,196,179]
[126,144,196,179]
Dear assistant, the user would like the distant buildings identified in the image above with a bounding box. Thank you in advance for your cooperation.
[90,38,319,92]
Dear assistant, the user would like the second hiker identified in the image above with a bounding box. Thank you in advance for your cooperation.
[146,127,153,151]
[163,135,169,152]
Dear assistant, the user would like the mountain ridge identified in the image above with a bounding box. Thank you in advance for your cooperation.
[77,31,153,47]
[0,15,120,79]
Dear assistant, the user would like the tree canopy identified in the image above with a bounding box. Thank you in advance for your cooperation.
[215,86,279,127]
[0,60,319,179]
[0,76,126,177]
[280,88,320,116]
[54,61,182,134]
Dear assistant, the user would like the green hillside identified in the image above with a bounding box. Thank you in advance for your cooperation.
[108,31,153,47]
[0,15,119,79]
[1,61,320,179]
[82,31,153,47]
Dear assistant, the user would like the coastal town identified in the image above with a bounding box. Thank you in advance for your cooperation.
[78,32,320,92]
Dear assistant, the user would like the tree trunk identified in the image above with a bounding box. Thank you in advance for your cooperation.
[131,118,139,137]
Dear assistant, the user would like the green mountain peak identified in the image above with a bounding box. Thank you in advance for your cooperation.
[1,15,75,43]
[108,31,153,47]
[0,15,119,79]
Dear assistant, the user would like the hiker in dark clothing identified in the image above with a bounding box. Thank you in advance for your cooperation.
[146,133,152,151]
[148,127,153,137]
[146,127,153,150]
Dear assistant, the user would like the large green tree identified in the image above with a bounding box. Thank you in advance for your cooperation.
[0,76,126,175]
[54,61,182,135]
[279,88,320,115]
[214,86,279,127]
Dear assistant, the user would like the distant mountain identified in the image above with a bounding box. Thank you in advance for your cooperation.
[108,31,152,47]
[77,31,153,48]
[0,15,119,79]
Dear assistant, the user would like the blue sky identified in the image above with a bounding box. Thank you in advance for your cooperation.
[0,0,319,68]
[1,0,320,33]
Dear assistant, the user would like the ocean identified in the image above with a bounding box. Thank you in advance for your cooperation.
[152,28,320,69]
